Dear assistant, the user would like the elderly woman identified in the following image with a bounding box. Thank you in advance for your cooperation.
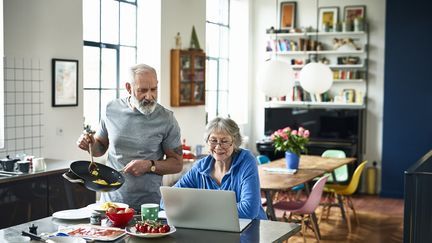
[173,117,267,220]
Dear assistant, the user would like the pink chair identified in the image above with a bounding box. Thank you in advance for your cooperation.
[272,176,329,243]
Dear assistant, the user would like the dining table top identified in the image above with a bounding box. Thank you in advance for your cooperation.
[258,155,357,191]
[0,216,301,243]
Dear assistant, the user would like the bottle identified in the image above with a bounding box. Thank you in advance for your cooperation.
[367,161,378,194]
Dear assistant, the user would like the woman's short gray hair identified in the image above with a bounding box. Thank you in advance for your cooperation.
[130,64,157,83]
[205,117,243,150]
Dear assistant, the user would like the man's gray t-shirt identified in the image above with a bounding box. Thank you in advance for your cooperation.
[96,97,181,210]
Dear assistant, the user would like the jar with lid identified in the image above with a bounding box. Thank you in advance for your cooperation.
[90,212,101,225]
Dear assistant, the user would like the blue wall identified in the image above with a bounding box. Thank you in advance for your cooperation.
[381,0,432,197]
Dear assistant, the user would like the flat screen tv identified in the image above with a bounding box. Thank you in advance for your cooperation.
[264,107,361,143]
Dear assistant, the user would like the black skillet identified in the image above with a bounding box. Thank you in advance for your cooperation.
[62,160,124,192]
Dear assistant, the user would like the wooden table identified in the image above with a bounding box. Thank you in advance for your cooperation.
[258,155,356,231]
[271,156,356,172]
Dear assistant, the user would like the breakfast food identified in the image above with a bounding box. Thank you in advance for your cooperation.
[134,220,171,234]
[101,202,119,210]
[106,207,134,214]
[93,179,108,185]
[110,181,121,186]
[67,226,124,239]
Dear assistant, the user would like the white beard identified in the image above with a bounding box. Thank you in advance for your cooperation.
[130,95,157,115]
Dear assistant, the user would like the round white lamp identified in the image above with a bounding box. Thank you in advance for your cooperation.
[258,59,295,97]
[299,62,333,94]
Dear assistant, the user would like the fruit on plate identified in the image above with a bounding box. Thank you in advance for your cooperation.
[134,220,171,234]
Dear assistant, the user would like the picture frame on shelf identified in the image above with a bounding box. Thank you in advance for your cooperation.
[52,59,78,107]
[344,5,366,22]
[318,7,339,32]
[279,1,296,30]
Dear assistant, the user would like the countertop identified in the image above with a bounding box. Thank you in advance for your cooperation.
[0,159,71,184]
[0,216,301,243]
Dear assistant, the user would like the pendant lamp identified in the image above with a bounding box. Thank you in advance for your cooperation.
[299,62,333,94]
[258,59,295,98]
[299,0,333,96]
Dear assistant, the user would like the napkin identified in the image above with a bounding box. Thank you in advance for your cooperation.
[263,168,297,174]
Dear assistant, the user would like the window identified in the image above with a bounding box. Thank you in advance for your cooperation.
[83,0,137,129]
[206,0,249,124]
[206,0,230,121]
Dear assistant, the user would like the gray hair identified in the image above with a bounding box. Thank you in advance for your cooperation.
[205,117,243,151]
[129,64,157,84]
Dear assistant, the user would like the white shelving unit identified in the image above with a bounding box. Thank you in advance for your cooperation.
[265,29,369,108]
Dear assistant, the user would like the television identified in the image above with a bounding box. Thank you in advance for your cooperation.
[264,107,361,143]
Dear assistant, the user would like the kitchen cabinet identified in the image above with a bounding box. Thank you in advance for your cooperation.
[266,29,368,108]
[170,49,206,106]
[0,164,95,229]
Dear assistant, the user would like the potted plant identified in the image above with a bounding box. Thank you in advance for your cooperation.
[271,127,310,169]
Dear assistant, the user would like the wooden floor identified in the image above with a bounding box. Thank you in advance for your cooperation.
[274,194,404,243]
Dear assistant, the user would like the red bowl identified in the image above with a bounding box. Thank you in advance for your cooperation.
[106,207,135,227]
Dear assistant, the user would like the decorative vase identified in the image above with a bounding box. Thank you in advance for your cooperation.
[285,151,300,170]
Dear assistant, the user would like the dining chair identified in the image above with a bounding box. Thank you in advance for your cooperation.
[257,154,305,204]
[320,160,368,233]
[256,155,271,164]
[321,149,348,183]
[272,175,329,243]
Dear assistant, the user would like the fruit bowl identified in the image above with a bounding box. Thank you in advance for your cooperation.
[105,207,135,227]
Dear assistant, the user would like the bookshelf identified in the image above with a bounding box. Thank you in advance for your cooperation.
[265,28,369,107]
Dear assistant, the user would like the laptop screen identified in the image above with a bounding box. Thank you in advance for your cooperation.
[160,186,251,232]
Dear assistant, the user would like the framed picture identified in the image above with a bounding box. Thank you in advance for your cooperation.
[279,2,296,30]
[318,7,339,32]
[344,5,366,22]
[52,59,78,107]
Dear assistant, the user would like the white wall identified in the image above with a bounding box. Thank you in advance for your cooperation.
[160,0,207,150]
[0,0,4,149]
[251,0,386,189]
[4,0,85,160]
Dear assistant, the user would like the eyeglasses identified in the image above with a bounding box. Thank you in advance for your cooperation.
[207,139,233,149]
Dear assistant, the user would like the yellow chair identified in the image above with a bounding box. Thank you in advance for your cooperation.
[321,160,368,233]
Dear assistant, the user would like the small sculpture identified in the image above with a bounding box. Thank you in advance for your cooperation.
[190,26,202,50]
[333,38,360,51]
[175,32,182,49]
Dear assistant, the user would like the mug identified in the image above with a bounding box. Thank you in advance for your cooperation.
[33,158,46,172]
[141,203,159,221]
[17,161,30,173]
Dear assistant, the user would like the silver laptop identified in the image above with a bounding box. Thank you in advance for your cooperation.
[160,186,252,232]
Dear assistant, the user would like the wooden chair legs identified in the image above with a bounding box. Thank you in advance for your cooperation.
[320,194,360,233]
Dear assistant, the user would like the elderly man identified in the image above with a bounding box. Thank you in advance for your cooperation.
[77,64,183,210]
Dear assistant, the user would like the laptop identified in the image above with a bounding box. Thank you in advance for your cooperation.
[160,186,252,232]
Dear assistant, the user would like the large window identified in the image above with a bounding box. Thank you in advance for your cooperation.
[206,0,249,124]
[206,0,230,121]
[83,0,137,128]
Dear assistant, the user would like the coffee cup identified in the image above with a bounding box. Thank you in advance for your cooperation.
[141,203,159,221]
[17,161,30,173]
[33,158,46,172]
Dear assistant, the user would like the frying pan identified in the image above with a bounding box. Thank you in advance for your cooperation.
[62,160,124,192]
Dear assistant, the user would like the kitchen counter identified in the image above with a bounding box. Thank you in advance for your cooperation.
[0,159,72,184]
[0,159,95,229]
[0,216,301,243]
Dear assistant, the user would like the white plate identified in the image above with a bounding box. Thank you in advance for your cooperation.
[52,208,92,220]
[45,236,86,243]
[86,202,129,212]
[125,225,176,238]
